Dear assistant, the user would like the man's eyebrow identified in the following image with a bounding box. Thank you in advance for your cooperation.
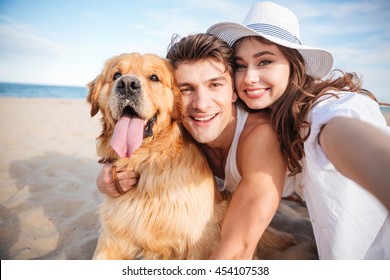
[177,82,192,87]
[177,76,227,87]
[208,75,228,83]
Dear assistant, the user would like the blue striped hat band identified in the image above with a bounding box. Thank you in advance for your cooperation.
[246,23,301,45]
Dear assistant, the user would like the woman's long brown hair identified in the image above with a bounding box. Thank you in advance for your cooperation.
[234,36,387,175]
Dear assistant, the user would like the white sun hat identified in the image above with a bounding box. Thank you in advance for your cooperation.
[207,1,334,79]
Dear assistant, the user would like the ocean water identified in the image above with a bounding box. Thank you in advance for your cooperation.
[0,82,88,99]
[381,105,390,115]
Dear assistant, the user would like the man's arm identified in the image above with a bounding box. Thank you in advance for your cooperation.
[209,122,286,259]
[319,116,390,210]
[96,163,138,197]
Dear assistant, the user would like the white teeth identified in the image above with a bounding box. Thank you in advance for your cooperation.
[246,89,267,95]
[193,115,215,121]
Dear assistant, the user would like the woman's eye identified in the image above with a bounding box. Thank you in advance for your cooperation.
[150,74,159,82]
[260,60,271,66]
[234,64,246,71]
[113,72,121,80]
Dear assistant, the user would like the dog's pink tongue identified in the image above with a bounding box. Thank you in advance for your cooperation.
[111,116,144,158]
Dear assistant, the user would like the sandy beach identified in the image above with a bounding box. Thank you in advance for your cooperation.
[0,97,389,260]
[0,98,102,259]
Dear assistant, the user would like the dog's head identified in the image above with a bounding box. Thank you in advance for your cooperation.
[87,52,184,159]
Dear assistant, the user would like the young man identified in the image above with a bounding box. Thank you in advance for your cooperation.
[96,34,286,259]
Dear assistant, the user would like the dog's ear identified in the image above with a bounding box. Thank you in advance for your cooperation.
[171,84,185,122]
[164,58,184,122]
[87,75,102,117]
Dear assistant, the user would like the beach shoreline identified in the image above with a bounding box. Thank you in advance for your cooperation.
[0,97,389,260]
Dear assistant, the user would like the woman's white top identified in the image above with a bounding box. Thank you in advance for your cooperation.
[216,93,389,259]
[302,92,390,259]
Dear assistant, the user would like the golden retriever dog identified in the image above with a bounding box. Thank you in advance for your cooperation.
[87,52,299,260]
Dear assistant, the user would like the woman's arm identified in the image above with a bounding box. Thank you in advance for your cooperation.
[319,116,390,210]
[209,123,286,259]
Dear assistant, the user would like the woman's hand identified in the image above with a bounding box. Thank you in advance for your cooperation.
[96,163,139,197]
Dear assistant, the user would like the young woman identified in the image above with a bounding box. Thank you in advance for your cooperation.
[208,1,390,259]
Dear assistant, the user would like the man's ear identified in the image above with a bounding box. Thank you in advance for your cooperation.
[232,89,238,103]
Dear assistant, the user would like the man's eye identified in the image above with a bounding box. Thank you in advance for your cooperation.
[210,83,222,88]
[180,88,193,95]
[113,72,121,80]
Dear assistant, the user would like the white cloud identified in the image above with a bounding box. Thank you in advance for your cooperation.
[0,18,66,59]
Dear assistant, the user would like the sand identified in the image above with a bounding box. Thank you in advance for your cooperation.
[0,98,102,259]
[1,97,389,260]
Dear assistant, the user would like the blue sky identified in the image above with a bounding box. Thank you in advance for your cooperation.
[0,0,389,102]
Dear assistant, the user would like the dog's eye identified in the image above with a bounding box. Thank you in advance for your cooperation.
[113,72,121,80]
[150,75,159,82]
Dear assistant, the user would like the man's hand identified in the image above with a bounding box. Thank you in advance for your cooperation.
[96,163,139,197]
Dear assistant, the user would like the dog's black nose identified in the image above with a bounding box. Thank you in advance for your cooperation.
[117,76,141,96]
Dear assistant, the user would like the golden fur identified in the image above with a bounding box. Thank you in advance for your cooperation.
[87,53,298,259]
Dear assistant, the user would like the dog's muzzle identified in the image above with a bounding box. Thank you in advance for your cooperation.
[116,76,141,97]
[111,75,157,160]
[114,75,143,119]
